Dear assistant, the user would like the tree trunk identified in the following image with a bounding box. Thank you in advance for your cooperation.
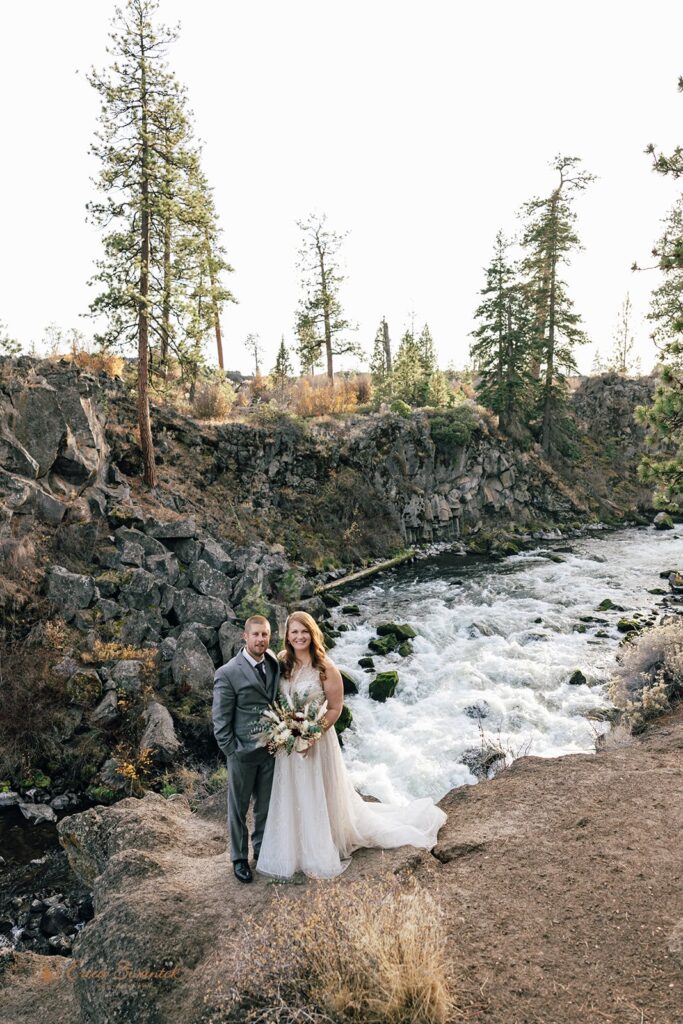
[205,229,224,370]
[160,204,171,367]
[317,246,334,382]
[382,317,392,374]
[542,247,557,453]
[137,35,156,488]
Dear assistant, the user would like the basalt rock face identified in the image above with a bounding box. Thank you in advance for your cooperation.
[0,358,119,536]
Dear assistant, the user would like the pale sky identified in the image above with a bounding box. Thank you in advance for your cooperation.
[2,0,683,375]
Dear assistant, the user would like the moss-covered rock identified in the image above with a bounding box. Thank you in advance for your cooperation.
[376,622,417,641]
[568,670,587,686]
[617,618,641,635]
[596,598,626,612]
[342,604,361,615]
[340,670,359,696]
[335,704,353,736]
[654,512,674,531]
[397,641,413,657]
[369,634,399,656]
[66,669,103,706]
[322,593,341,608]
[369,671,399,702]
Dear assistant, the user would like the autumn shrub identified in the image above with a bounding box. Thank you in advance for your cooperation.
[203,876,454,1024]
[608,619,683,731]
[291,378,358,417]
[64,349,125,378]
[192,379,236,420]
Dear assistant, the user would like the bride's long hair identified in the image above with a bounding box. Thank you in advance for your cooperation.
[279,610,327,680]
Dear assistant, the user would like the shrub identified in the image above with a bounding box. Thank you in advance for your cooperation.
[608,619,683,731]
[193,379,236,420]
[429,403,479,458]
[291,378,358,417]
[64,349,125,378]
[390,399,412,418]
[210,876,454,1024]
[0,536,35,579]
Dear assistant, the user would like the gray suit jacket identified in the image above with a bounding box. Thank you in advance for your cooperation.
[212,648,280,761]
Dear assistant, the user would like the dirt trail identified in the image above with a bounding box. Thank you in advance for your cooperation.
[1,709,682,1024]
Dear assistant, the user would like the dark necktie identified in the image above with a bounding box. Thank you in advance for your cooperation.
[255,661,267,686]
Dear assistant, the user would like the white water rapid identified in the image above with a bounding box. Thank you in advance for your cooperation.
[331,525,683,805]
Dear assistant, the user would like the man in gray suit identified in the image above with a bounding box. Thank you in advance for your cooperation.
[212,614,280,883]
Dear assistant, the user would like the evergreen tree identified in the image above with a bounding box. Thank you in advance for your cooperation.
[271,336,293,400]
[520,156,594,452]
[426,369,453,407]
[294,213,360,382]
[417,323,437,404]
[606,293,640,374]
[470,231,535,433]
[0,322,21,357]
[244,332,262,375]
[634,97,683,503]
[87,0,234,484]
[392,327,425,405]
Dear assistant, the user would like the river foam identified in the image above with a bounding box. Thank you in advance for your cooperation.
[332,525,683,804]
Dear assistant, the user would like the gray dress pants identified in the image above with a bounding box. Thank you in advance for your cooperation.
[227,750,275,862]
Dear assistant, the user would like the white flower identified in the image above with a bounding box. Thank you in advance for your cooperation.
[294,736,309,753]
[280,728,292,741]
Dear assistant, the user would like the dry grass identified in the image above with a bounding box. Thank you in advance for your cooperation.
[62,349,125,377]
[203,875,455,1024]
[0,535,36,579]
[609,619,683,730]
[291,378,358,417]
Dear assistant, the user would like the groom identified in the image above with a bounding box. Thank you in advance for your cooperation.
[212,614,280,883]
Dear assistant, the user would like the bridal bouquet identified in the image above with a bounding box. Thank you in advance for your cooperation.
[251,692,329,756]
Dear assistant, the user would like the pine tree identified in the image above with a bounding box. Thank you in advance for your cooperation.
[294,213,360,382]
[392,328,424,405]
[0,322,21,357]
[87,0,234,482]
[634,95,683,503]
[244,333,262,375]
[520,156,594,452]
[87,0,183,486]
[271,336,294,401]
[470,232,535,433]
[606,293,640,374]
[426,369,452,407]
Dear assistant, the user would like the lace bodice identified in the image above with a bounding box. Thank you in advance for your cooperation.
[280,663,324,701]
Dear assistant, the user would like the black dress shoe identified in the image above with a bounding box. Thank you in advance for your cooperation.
[233,859,253,883]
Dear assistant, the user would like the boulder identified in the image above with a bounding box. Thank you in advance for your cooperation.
[118,568,161,611]
[145,516,197,540]
[18,801,58,824]
[66,668,102,706]
[109,660,145,695]
[358,656,375,670]
[377,622,417,641]
[218,620,244,663]
[172,631,215,694]
[89,691,119,727]
[369,670,399,702]
[189,560,233,603]
[654,512,675,531]
[173,590,229,627]
[335,704,353,736]
[115,527,166,558]
[199,537,236,575]
[369,633,399,656]
[45,566,94,615]
[139,701,181,764]
[568,670,588,686]
[340,669,359,696]
[145,551,180,585]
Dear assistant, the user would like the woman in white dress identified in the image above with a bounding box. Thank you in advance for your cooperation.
[256,611,447,880]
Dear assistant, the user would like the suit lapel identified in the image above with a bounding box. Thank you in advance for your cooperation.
[265,650,280,701]
[237,649,270,700]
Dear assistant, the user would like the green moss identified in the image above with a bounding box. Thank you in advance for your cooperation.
[369,634,399,656]
[397,641,413,657]
[377,622,417,641]
[617,618,641,635]
[568,670,587,686]
[369,671,399,702]
[358,656,375,669]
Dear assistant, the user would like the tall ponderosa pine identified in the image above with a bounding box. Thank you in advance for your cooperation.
[87,0,234,484]
[294,213,359,382]
[470,231,535,433]
[521,155,594,452]
[607,293,640,375]
[635,95,683,503]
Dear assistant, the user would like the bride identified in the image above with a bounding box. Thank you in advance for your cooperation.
[256,610,447,879]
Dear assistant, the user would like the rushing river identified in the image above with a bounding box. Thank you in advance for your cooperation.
[331,525,683,806]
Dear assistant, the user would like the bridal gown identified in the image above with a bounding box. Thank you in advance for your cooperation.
[256,664,447,879]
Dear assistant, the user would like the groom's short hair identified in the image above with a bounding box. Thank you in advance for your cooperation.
[244,614,270,632]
